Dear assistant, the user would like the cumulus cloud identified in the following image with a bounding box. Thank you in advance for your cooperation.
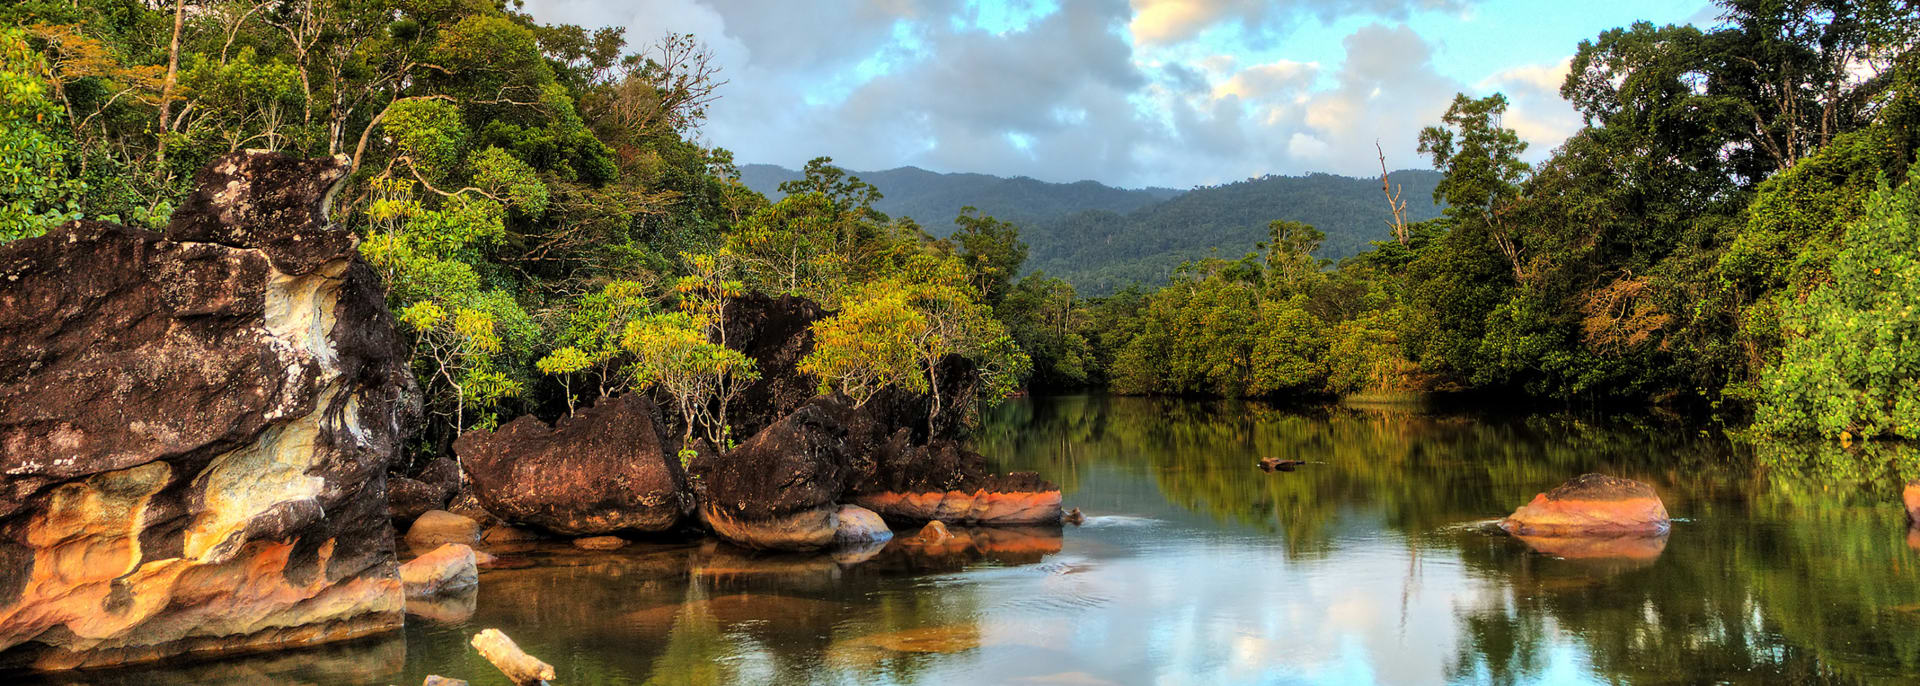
[1128,0,1471,45]
[521,0,1586,187]
[1478,57,1583,162]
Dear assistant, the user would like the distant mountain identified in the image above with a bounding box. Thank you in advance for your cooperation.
[738,164,1183,237]
[736,163,1443,297]
[1028,171,1445,296]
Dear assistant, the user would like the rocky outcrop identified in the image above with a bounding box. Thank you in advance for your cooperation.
[691,395,880,550]
[455,393,689,536]
[1499,474,1670,537]
[0,151,417,670]
[724,293,829,439]
[850,433,1062,525]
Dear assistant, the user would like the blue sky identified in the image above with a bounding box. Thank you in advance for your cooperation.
[523,0,1718,188]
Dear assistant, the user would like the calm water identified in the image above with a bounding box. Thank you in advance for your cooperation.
[30,395,1920,685]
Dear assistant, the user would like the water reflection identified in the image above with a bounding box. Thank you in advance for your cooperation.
[19,395,1920,685]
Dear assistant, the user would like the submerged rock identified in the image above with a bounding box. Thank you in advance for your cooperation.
[572,535,628,551]
[1499,474,1670,537]
[913,520,955,545]
[456,393,689,536]
[0,151,416,670]
[400,544,479,599]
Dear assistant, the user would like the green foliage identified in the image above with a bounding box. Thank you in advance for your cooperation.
[950,206,1027,304]
[799,287,927,406]
[622,310,758,444]
[0,27,83,242]
[1754,169,1920,441]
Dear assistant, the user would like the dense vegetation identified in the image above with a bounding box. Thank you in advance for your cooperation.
[1022,1,1920,458]
[744,162,1445,296]
[2,0,1916,468]
[740,162,1181,239]
[0,0,1029,463]
[1028,169,1444,295]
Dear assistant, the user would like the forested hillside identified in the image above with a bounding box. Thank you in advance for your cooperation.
[745,163,1442,295]
[740,162,1180,237]
[1029,170,1443,295]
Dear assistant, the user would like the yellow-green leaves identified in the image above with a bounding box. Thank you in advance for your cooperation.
[801,289,928,406]
[384,98,467,178]
[621,311,758,443]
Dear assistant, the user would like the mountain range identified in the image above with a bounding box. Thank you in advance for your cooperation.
[738,164,1444,296]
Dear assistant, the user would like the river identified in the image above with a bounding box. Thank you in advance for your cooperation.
[33,394,1920,685]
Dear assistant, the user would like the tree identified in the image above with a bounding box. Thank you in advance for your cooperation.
[1,27,84,242]
[799,289,927,407]
[622,311,758,447]
[1419,93,1530,280]
[951,206,1028,305]
[1754,167,1920,442]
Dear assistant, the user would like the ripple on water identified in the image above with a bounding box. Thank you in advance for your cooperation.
[1076,515,1163,528]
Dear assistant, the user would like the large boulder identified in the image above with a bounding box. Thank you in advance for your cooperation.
[1499,474,1670,537]
[690,395,880,550]
[849,431,1062,525]
[723,293,828,439]
[0,151,417,670]
[454,393,689,536]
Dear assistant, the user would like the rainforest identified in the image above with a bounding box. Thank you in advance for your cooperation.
[2,0,1920,684]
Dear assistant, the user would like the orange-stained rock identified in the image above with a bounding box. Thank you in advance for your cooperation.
[1499,474,1669,536]
[913,520,954,545]
[1904,479,1920,523]
[572,535,628,551]
[853,489,1064,525]
[406,510,482,548]
[0,151,414,671]
[399,544,478,598]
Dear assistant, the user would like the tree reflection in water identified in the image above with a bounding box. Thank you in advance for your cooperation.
[981,395,1920,684]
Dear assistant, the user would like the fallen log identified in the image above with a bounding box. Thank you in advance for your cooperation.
[471,629,556,685]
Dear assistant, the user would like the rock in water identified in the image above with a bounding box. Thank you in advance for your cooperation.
[1499,474,1670,537]
[833,505,893,545]
[406,510,483,549]
[400,544,479,598]
[0,151,417,670]
[851,434,1062,525]
[690,395,877,550]
[455,393,689,536]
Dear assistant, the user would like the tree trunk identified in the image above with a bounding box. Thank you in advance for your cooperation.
[154,0,188,168]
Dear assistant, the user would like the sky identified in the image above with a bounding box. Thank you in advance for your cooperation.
[522,0,1721,189]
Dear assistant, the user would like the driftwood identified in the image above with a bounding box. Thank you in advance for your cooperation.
[471,629,556,685]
